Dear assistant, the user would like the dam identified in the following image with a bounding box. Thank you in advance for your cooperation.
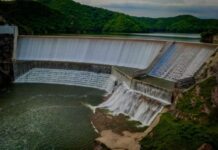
[1,26,218,126]
[16,36,165,69]
[0,25,217,149]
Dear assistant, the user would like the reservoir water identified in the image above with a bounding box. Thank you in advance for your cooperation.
[0,84,104,149]
[86,33,201,42]
[128,33,201,42]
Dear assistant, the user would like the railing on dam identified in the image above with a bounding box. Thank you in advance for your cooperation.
[15,36,166,70]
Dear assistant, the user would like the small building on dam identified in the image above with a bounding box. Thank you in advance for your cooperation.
[1,25,218,126]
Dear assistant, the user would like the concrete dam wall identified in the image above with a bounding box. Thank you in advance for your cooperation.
[15,36,217,82]
[16,36,165,69]
[12,34,218,126]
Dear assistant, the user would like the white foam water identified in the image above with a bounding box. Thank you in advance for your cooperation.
[133,82,171,104]
[16,37,164,69]
[98,83,163,126]
[14,68,116,93]
[149,43,214,81]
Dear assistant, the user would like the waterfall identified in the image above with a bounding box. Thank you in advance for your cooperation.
[133,82,171,104]
[98,83,164,126]
[14,68,116,93]
[14,67,165,126]
[16,37,164,69]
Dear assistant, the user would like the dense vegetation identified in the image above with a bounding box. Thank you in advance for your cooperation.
[38,0,116,33]
[1,0,218,34]
[141,113,218,150]
[141,77,218,150]
[0,1,72,34]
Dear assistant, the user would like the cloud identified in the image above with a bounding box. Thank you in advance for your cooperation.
[74,0,218,18]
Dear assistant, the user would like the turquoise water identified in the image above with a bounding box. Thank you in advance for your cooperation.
[0,84,104,150]
[129,33,201,42]
[57,33,201,42]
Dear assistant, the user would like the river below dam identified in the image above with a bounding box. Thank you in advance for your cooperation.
[0,84,105,149]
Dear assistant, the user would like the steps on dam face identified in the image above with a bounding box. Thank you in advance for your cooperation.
[112,67,173,104]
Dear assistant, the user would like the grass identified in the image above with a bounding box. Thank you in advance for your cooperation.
[140,113,218,150]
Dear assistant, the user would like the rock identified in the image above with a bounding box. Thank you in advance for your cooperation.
[197,143,213,150]
[201,104,210,114]
[212,86,218,107]
[191,98,196,107]
[0,16,6,24]
[94,141,109,150]
[0,35,13,91]
[195,85,201,96]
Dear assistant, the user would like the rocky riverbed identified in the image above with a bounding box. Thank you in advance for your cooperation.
[91,108,168,150]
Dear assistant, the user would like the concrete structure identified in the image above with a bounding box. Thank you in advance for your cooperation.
[213,35,218,44]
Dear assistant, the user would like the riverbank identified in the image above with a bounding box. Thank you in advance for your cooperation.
[91,108,167,150]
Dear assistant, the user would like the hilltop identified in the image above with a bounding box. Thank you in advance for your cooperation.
[0,0,218,34]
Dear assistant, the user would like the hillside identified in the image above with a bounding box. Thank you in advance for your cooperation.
[141,63,218,150]
[0,1,72,34]
[39,0,218,33]
[0,0,218,34]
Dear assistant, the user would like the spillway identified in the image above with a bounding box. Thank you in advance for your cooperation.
[16,36,165,69]
[149,43,215,81]
[15,68,116,93]
[132,82,171,104]
[98,83,163,126]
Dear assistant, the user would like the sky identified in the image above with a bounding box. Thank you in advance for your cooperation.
[74,0,218,19]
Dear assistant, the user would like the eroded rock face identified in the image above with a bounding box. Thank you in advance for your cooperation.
[196,85,201,96]
[214,62,218,83]
[0,34,14,90]
[0,16,6,25]
[212,86,218,107]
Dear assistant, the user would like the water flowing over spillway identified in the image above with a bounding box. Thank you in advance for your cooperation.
[15,68,116,93]
[14,67,166,125]
[133,82,171,104]
[98,83,164,126]
[149,43,215,81]
[16,37,164,69]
